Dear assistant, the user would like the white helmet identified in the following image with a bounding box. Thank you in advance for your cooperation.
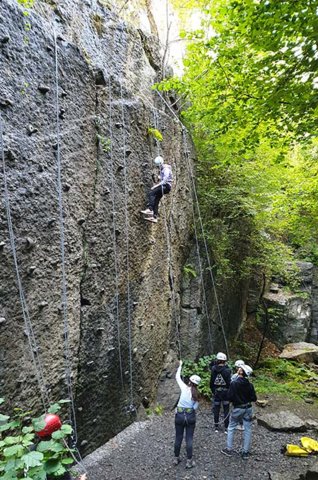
[241,365,253,377]
[154,156,164,165]
[189,374,201,385]
[216,352,227,361]
[235,359,245,368]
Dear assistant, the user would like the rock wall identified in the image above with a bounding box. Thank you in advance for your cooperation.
[0,0,194,453]
[256,262,313,349]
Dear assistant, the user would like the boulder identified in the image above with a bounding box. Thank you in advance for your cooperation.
[257,411,307,432]
[269,472,301,480]
[279,342,318,363]
[305,461,318,479]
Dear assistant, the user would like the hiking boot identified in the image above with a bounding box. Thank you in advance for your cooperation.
[141,208,153,215]
[145,216,158,223]
[185,459,194,469]
[241,451,250,460]
[173,457,181,466]
[221,448,233,457]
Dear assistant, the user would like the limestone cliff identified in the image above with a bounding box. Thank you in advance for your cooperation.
[0,0,194,453]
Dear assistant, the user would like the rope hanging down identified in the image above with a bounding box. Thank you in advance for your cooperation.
[53,28,79,443]
[119,23,134,412]
[108,77,124,388]
[1,114,50,411]
[155,90,230,359]
[152,108,182,359]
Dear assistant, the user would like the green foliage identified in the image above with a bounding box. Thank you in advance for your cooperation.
[254,359,318,400]
[157,0,318,281]
[182,355,217,398]
[0,399,74,479]
[147,128,163,142]
[145,404,164,416]
[96,134,111,153]
[183,264,197,278]
[17,0,34,7]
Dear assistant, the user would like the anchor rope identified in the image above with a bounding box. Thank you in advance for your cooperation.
[119,24,134,408]
[152,109,182,359]
[155,90,230,359]
[108,76,124,388]
[0,113,50,410]
[53,27,79,444]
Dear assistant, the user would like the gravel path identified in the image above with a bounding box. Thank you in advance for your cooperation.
[82,406,318,480]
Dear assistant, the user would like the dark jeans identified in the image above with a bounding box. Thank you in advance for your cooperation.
[174,411,196,459]
[147,183,171,217]
[213,389,229,429]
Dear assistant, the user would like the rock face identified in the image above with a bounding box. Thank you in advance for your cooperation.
[279,342,318,363]
[257,411,307,432]
[261,262,313,348]
[0,0,196,453]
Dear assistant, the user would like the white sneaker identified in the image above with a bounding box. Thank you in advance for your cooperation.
[141,208,153,215]
[145,217,158,223]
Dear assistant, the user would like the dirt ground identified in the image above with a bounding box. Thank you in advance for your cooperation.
[81,396,318,480]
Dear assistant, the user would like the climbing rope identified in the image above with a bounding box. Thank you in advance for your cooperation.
[108,76,124,388]
[53,27,79,444]
[155,90,230,359]
[0,113,50,410]
[152,109,182,359]
[119,23,135,412]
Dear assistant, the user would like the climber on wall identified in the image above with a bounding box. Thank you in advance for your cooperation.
[210,352,231,433]
[173,359,201,469]
[140,156,172,223]
[221,364,257,460]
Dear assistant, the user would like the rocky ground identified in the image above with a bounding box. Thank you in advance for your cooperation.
[80,398,318,480]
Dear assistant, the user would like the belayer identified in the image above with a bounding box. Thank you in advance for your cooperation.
[174,359,201,469]
[141,156,172,223]
[221,364,257,459]
[210,352,231,433]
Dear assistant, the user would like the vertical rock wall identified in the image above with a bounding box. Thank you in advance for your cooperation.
[0,0,194,453]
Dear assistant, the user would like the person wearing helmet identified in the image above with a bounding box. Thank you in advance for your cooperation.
[231,359,245,382]
[174,360,201,469]
[140,156,172,223]
[231,359,245,431]
[210,352,231,433]
[221,364,257,460]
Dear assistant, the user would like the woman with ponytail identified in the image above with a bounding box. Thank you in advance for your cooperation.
[173,360,201,469]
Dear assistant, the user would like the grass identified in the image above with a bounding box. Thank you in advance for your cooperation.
[253,358,318,401]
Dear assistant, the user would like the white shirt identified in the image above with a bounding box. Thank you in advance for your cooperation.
[176,364,198,410]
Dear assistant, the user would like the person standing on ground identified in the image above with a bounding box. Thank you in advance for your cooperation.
[140,156,172,223]
[221,364,257,460]
[174,360,201,469]
[210,352,231,433]
[231,359,246,431]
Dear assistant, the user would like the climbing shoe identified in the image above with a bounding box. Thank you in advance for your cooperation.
[141,208,153,215]
[173,457,181,466]
[145,217,158,223]
[221,448,233,457]
[241,451,250,460]
[186,459,194,469]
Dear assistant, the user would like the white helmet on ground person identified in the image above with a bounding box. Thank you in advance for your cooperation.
[216,352,227,361]
[189,374,201,385]
[234,359,245,368]
[154,155,164,165]
[241,364,253,377]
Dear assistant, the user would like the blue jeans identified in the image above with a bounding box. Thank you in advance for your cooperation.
[212,390,229,429]
[227,407,253,453]
[174,411,196,459]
